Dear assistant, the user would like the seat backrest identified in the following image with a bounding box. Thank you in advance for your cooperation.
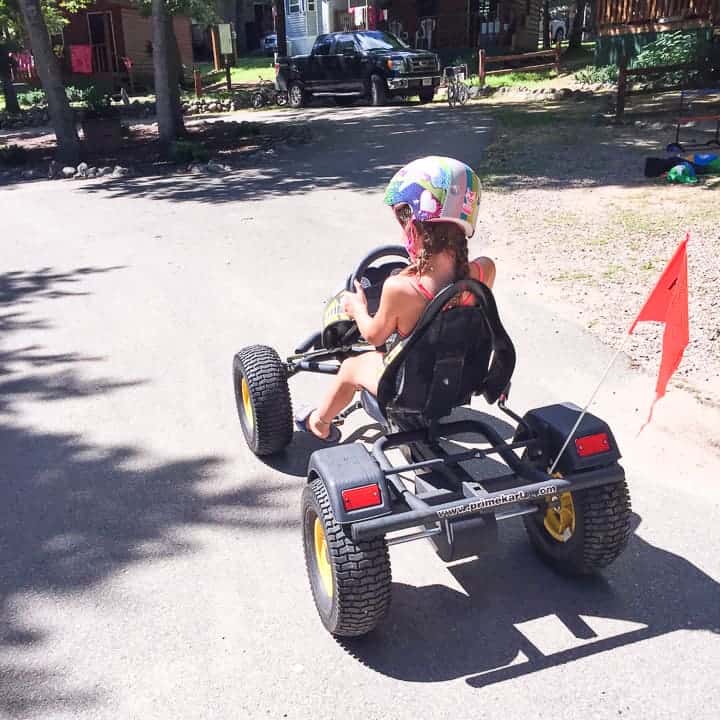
[377,279,516,421]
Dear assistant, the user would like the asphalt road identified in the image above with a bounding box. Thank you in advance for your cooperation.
[1,104,719,720]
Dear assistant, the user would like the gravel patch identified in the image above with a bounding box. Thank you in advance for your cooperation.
[477,99,720,405]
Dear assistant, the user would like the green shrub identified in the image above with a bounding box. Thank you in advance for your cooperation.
[633,31,698,68]
[19,88,46,107]
[574,64,619,84]
[170,139,210,164]
[81,85,113,116]
[0,144,28,166]
[65,85,87,103]
[631,31,699,85]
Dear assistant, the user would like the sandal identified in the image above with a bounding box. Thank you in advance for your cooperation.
[294,408,341,444]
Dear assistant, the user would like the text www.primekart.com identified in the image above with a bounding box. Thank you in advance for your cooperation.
[436,485,557,519]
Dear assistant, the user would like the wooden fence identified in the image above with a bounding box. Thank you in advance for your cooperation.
[614,56,709,118]
[478,45,561,86]
[596,0,716,30]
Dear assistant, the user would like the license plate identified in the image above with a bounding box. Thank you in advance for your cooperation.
[422,78,432,86]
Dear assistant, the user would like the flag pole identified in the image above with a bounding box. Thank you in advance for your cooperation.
[548,333,631,475]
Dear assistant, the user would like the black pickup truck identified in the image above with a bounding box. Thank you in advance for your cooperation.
[275,31,442,108]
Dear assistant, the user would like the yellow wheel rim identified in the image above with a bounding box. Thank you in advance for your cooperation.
[313,517,334,598]
[240,376,254,431]
[544,492,576,543]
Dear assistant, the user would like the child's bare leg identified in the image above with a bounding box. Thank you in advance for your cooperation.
[309,352,382,438]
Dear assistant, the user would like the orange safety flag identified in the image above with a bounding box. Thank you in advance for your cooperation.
[629,233,689,426]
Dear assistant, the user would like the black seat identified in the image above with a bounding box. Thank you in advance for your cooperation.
[368,279,516,425]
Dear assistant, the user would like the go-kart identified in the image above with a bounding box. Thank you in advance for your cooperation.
[232,246,632,637]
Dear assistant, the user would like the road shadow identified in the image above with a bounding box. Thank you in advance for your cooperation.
[0,267,296,717]
[75,104,493,205]
[342,514,720,686]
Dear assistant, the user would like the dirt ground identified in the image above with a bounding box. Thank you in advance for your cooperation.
[476,91,720,406]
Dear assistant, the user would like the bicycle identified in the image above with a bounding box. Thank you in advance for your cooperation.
[444,65,470,108]
[251,76,288,109]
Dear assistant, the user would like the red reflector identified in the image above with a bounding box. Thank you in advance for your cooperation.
[274,63,280,76]
[575,432,610,457]
[341,483,382,511]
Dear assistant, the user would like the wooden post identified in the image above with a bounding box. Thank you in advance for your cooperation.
[211,26,221,71]
[193,65,203,98]
[478,48,486,87]
[616,55,627,122]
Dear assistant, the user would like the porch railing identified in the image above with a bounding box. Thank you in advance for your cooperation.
[596,0,715,30]
[9,52,37,82]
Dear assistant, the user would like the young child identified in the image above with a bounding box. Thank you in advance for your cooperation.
[296,156,496,441]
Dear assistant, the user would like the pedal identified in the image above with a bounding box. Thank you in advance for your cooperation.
[334,400,362,425]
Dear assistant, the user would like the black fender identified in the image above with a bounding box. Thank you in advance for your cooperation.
[514,403,622,475]
[308,444,392,525]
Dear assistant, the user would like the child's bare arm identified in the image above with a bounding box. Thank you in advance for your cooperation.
[343,276,403,346]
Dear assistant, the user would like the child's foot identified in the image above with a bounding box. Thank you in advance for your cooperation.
[294,408,341,444]
[309,410,333,439]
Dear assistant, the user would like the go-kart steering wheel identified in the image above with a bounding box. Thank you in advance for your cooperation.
[349,245,410,292]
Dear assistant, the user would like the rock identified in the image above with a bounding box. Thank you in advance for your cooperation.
[557,88,572,98]
[98,166,113,177]
[188,163,206,174]
[206,160,229,173]
[86,167,97,178]
[111,165,129,178]
[62,166,76,178]
[76,162,89,178]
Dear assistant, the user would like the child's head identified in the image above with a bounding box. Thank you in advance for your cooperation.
[383,156,481,275]
[394,205,469,277]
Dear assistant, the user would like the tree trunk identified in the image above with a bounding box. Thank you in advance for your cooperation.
[0,47,21,114]
[151,0,182,150]
[166,18,186,136]
[1,74,20,113]
[0,42,21,113]
[569,0,587,50]
[542,0,550,49]
[17,0,80,162]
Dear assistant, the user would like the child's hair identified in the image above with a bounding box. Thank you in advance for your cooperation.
[395,204,469,279]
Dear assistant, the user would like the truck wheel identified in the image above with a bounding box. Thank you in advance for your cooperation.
[523,477,632,575]
[370,74,387,106]
[233,345,293,456]
[302,478,392,637]
[288,83,306,109]
[418,86,435,104]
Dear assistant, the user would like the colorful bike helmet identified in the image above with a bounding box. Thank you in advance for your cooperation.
[383,156,481,238]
